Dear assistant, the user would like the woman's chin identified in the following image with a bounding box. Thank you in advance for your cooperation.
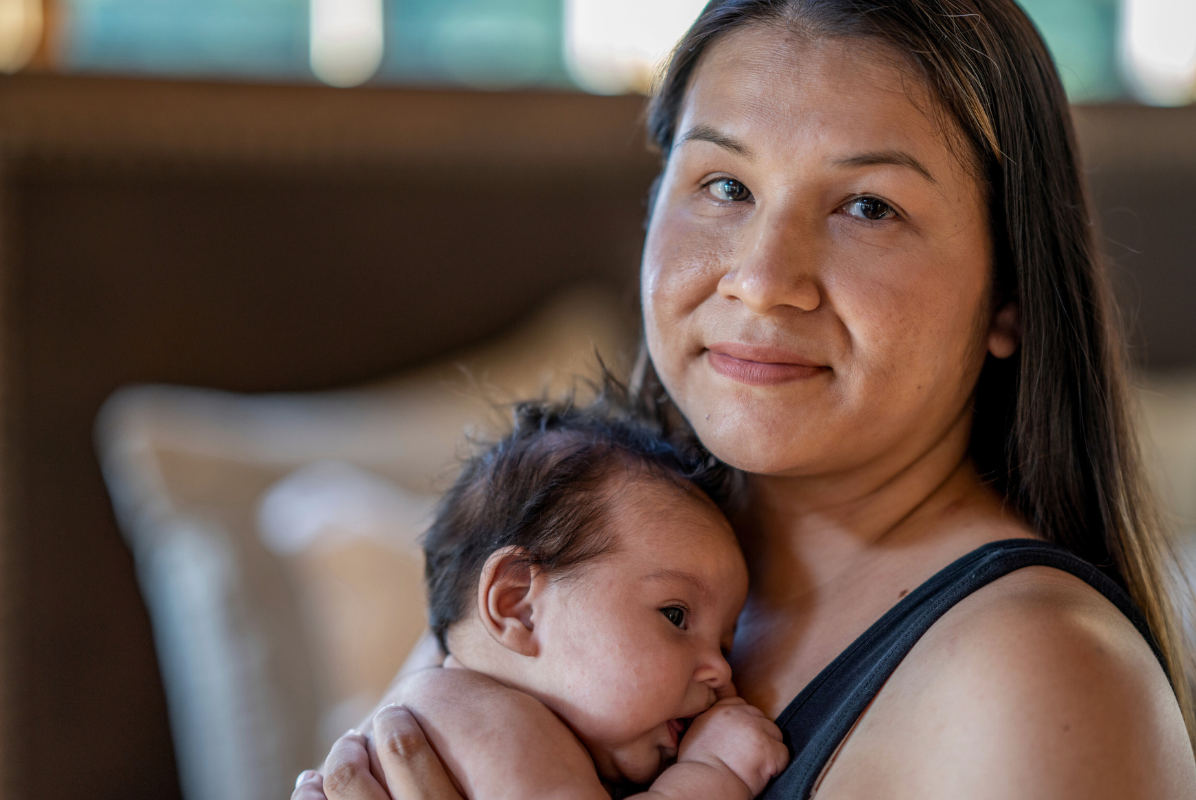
[690,418,817,477]
[710,448,807,477]
[667,371,845,475]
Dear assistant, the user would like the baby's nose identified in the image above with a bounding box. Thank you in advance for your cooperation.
[695,650,734,692]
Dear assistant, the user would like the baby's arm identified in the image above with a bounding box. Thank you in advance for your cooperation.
[634,698,790,800]
[394,668,610,800]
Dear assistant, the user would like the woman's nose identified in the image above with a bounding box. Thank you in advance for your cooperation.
[717,206,822,314]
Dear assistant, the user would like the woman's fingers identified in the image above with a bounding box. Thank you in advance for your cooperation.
[293,770,329,800]
[305,705,460,800]
[322,731,392,800]
[373,705,464,800]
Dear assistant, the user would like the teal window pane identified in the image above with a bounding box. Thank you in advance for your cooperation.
[57,0,568,88]
[1018,0,1123,101]
[59,0,311,80]
[379,0,569,87]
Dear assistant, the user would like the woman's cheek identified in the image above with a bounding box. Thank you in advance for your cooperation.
[645,231,711,324]
[644,223,728,385]
[830,257,988,448]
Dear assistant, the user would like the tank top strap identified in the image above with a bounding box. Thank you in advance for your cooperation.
[762,538,1167,799]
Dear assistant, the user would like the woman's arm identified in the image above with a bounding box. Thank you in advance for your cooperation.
[293,706,464,800]
[300,667,616,800]
[295,632,456,800]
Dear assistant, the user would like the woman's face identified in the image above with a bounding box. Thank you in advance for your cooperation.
[643,26,1000,480]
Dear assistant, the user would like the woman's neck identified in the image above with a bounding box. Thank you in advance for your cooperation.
[725,409,1034,716]
[734,406,1015,606]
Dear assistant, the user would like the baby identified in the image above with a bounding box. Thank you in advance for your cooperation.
[391,397,788,799]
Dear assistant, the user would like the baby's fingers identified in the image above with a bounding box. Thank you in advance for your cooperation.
[764,736,791,779]
[323,731,391,800]
[738,703,767,719]
[759,716,785,742]
[373,705,464,800]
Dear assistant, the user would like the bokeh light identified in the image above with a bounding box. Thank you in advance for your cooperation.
[0,0,42,73]
[309,0,384,87]
[1120,0,1196,105]
[563,0,707,94]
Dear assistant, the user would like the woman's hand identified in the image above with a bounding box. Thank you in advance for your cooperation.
[292,705,463,800]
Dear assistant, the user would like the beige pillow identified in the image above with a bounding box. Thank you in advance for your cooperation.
[256,459,435,743]
[97,286,634,800]
[1137,371,1196,530]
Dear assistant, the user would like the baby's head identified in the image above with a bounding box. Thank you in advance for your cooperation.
[424,397,748,784]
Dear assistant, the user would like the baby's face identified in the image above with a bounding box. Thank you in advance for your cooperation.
[528,476,749,785]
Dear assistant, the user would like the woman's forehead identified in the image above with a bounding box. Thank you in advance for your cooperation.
[676,25,963,178]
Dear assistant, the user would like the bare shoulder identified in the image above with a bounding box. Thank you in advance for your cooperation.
[393,668,606,800]
[822,566,1196,800]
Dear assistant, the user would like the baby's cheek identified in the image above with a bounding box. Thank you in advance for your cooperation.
[567,653,675,740]
[571,666,657,734]
[564,690,666,784]
[544,602,686,752]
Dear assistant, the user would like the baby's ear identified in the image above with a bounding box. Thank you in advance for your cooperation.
[477,546,542,657]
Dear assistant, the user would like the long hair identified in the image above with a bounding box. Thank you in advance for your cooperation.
[637,0,1195,740]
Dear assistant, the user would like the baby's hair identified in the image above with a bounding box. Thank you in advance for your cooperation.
[423,377,731,652]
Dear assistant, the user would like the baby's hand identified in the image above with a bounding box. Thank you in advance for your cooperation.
[678,697,789,796]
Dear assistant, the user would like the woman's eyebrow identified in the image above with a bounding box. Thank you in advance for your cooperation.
[832,150,937,184]
[676,124,755,160]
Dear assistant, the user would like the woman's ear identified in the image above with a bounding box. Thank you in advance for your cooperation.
[477,546,542,657]
[987,300,1020,359]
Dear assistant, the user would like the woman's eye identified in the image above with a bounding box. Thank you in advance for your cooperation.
[844,196,897,221]
[661,607,687,628]
[707,178,752,203]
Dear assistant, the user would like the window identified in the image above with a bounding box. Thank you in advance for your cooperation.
[7,0,1188,105]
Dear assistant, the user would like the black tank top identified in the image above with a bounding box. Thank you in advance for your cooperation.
[761,538,1168,799]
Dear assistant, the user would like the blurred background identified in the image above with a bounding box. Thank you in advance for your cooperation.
[0,1,1192,798]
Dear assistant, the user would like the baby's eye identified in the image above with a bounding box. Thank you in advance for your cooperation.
[706,178,752,203]
[661,607,687,628]
[843,196,897,221]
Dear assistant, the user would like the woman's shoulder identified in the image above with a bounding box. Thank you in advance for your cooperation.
[819,564,1196,799]
[914,564,1175,713]
[921,563,1174,699]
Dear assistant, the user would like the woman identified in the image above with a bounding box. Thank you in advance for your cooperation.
[296,0,1196,796]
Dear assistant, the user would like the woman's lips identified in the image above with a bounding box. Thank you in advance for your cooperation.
[706,343,827,386]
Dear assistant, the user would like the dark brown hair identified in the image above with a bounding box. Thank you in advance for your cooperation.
[639,0,1194,738]
[423,385,731,651]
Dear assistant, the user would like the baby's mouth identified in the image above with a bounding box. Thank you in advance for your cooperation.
[666,717,690,749]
